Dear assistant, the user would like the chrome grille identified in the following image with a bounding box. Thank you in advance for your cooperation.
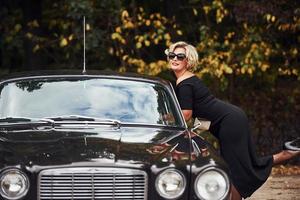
[38,167,147,200]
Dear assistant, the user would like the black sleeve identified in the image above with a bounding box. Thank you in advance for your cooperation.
[176,84,193,110]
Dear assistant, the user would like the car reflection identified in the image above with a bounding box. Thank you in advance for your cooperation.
[146,131,210,162]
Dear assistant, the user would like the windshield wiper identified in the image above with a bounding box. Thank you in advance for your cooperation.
[44,115,121,128]
[0,117,32,123]
[0,116,121,129]
[45,115,95,121]
[0,117,54,124]
[0,117,54,129]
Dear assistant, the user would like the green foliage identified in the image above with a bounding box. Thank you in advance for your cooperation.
[1,0,299,81]
[1,0,122,71]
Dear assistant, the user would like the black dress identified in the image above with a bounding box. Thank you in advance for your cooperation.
[175,76,273,198]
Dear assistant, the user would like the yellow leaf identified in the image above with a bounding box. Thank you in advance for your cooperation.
[86,24,91,31]
[121,10,129,19]
[124,21,134,29]
[60,38,68,47]
[138,36,144,42]
[68,34,74,41]
[224,9,229,15]
[144,40,150,46]
[26,32,33,39]
[203,6,210,14]
[136,42,142,49]
[111,33,119,40]
[33,44,40,52]
[137,14,142,21]
[155,13,161,18]
[154,20,162,27]
[14,24,22,32]
[122,55,128,61]
[115,27,122,33]
[32,20,39,27]
[149,63,156,69]
[271,16,276,22]
[119,66,126,73]
[121,39,126,44]
[177,30,183,35]
[165,40,171,47]
[247,67,253,75]
[164,33,171,40]
[224,65,233,74]
[193,8,198,16]
[157,60,167,67]
[261,64,269,71]
[292,69,298,75]
[241,68,246,74]
[145,20,151,26]
[291,48,298,55]
[137,68,143,73]
[108,47,114,55]
[244,57,249,64]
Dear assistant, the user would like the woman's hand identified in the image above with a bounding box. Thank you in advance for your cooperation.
[182,109,193,121]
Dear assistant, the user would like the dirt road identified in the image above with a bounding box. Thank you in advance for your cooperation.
[247,175,300,200]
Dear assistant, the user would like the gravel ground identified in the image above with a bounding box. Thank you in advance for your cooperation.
[247,175,300,200]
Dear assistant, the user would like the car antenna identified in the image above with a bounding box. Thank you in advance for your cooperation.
[82,16,87,74]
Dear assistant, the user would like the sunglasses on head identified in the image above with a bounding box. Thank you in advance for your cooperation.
[167,52,187,61]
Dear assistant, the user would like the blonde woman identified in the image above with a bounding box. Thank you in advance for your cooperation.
[165,41,300,200]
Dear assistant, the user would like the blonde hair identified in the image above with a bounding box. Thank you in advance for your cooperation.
[165,41,199,69]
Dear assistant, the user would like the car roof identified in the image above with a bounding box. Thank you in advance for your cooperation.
[0,69,171,86]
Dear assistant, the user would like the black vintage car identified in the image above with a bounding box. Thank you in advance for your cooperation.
[0,71,231,200]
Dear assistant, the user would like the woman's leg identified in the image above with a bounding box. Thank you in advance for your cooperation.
[229,150,299,199]
[230,184,242,200]
[273,150,300,165]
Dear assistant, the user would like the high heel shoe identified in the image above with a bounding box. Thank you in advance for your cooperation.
[284,137,300,152]
[273,138,300,165]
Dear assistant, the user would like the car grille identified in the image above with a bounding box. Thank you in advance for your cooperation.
[38,167,147,200]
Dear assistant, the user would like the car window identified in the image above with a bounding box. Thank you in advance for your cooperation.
[0,78,184,127]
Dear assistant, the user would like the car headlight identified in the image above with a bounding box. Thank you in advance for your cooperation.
[0,169,29,200]
[194,167,229,200]
[155,169,186,199]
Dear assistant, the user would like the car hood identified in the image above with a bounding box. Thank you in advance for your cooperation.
[0,126,192,168]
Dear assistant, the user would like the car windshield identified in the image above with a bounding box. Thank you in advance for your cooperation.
[0,77,184,127]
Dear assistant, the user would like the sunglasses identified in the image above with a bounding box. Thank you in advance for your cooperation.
[167,52,187,61]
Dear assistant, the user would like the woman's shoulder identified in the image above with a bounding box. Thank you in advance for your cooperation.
[177,75,199,86]
[177,76,209,94]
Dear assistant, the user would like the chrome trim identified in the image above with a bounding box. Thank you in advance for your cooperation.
[168,81,188,129]
[0,74,165,86]
[38,167,148,200]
